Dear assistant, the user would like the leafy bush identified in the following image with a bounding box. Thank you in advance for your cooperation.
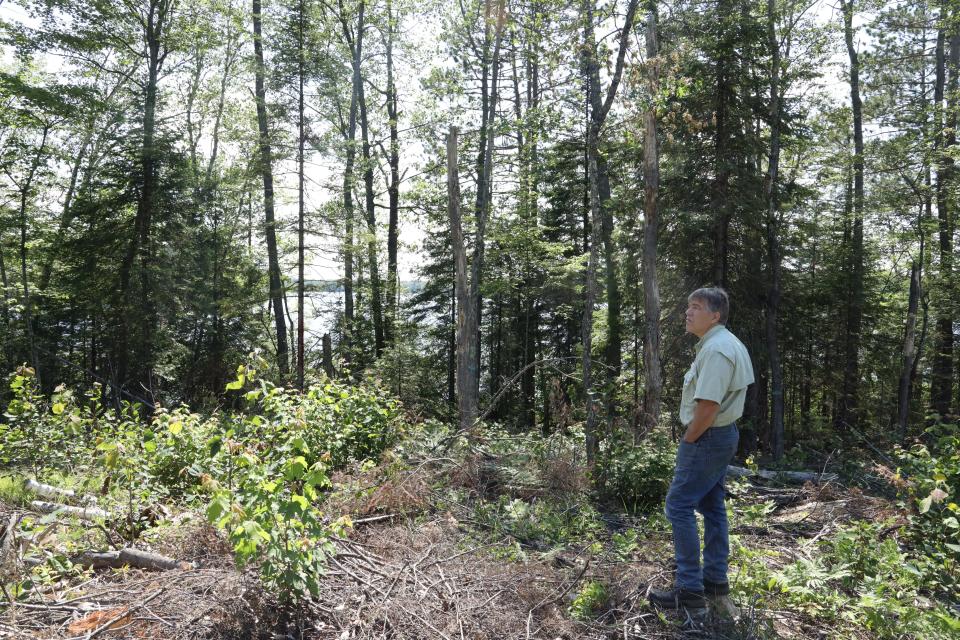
[0,367,92,472]
[732,519,960,639]
[896,423,960,599]
[199,364,402,602]
[474,495,605,549]
[594,432,676,512]
[205,431,346,603]
[1,361,404,605]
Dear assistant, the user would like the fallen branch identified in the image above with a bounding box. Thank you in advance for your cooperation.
[24,479,75,500]
[352,514,398,526]
[30,501,111,521]
[727,466,838,485]
[76,548,192,571]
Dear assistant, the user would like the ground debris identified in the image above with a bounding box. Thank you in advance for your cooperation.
[308,518,596,640]
[1,566,253,639]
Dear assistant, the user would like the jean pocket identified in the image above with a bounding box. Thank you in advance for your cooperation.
[701,431,737,459]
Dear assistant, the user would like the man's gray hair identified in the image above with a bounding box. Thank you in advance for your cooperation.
[688,287,730,324]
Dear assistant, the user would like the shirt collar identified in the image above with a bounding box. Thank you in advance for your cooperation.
[695,323,726,354]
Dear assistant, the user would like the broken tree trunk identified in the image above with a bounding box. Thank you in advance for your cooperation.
[30,501,111,521]
[726,466,838,484]
[77,548,191,571]
[24,479,76,500]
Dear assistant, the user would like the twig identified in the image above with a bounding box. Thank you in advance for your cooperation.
[328,554,453,640]
[352,513,397,526]
[526,556,592,639]
[420,539,505,570]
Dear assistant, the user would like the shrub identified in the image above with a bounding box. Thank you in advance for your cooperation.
[199,364,403,603]
[0,367,90,473]
[895,423,960,599]
[594,432,676,512]
[764,519,960,638]
[569,580,608,621]
[473,495,605,549]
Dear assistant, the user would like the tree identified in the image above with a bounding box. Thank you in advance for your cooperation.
[579,0,639,461]
[252,0,290,377]
[640,0,662,434]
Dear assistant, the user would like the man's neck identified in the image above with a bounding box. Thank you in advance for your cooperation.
[695,323,725,350]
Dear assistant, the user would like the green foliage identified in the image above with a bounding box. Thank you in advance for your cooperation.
[205,440,344,603]
[0,367,101,472]
[473,495,605,550]
[594,432,676,512]
[737,500,777,528]
[610,528,639,560]
[895,423,960,599]
[569,580,607,621]
[732,519,960,639]
[0,360,403,604]
[199,364,402,602]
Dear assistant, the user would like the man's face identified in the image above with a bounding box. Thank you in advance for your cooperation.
[685,298,721,337]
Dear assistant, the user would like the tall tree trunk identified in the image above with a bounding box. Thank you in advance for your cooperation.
[448,127,478,432]
[899,260,921,437]
[471,0,508,390]
[510,15,540,429]
[297,0,306,389]
[932,2,957,418]
[838,0,864,430]
[641,0,662,434]
[0,229,9,326]
[357,73,385,357]
[579,0,640,450]
[17,124,50,376]
[253,0,289,376]
[582,0,639,379]
[448,283,456,409]
[712,0,735,288]
[384,0,400,348]
[341,80,357,358]
[582,125,603,464]
[118,0,172,394]
[764,0,785,460]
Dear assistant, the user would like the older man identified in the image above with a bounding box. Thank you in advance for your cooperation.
[649,287,755,610]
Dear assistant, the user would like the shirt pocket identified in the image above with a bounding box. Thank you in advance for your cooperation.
[683,365,697,389]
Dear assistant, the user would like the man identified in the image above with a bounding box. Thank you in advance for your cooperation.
[649,287,755,610]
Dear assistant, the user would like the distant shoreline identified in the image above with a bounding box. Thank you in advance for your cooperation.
[294,280,424,294]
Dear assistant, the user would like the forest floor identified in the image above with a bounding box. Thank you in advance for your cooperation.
[0,445,921,640]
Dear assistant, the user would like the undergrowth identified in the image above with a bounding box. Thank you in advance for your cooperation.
[3,364,959,638]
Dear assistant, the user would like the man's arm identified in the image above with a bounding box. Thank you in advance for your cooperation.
[683,399,720,443]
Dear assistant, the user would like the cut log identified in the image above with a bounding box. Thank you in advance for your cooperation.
[727,466,838,484]
[76,551,126,569]
[76,548,191,571]
[30,501,111,521]
[118,547,191,570]
[24,479,75,500]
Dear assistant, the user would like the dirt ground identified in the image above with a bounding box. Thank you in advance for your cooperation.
[0,475,906,640]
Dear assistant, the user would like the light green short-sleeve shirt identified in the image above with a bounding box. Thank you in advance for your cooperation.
[679,324,755,427]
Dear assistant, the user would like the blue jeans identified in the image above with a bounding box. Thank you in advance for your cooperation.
[665,424,739,591]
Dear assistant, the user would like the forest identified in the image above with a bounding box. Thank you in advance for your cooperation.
[0,0,958,637]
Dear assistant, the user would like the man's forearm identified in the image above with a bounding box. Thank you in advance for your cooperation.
[683,400,720,443]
